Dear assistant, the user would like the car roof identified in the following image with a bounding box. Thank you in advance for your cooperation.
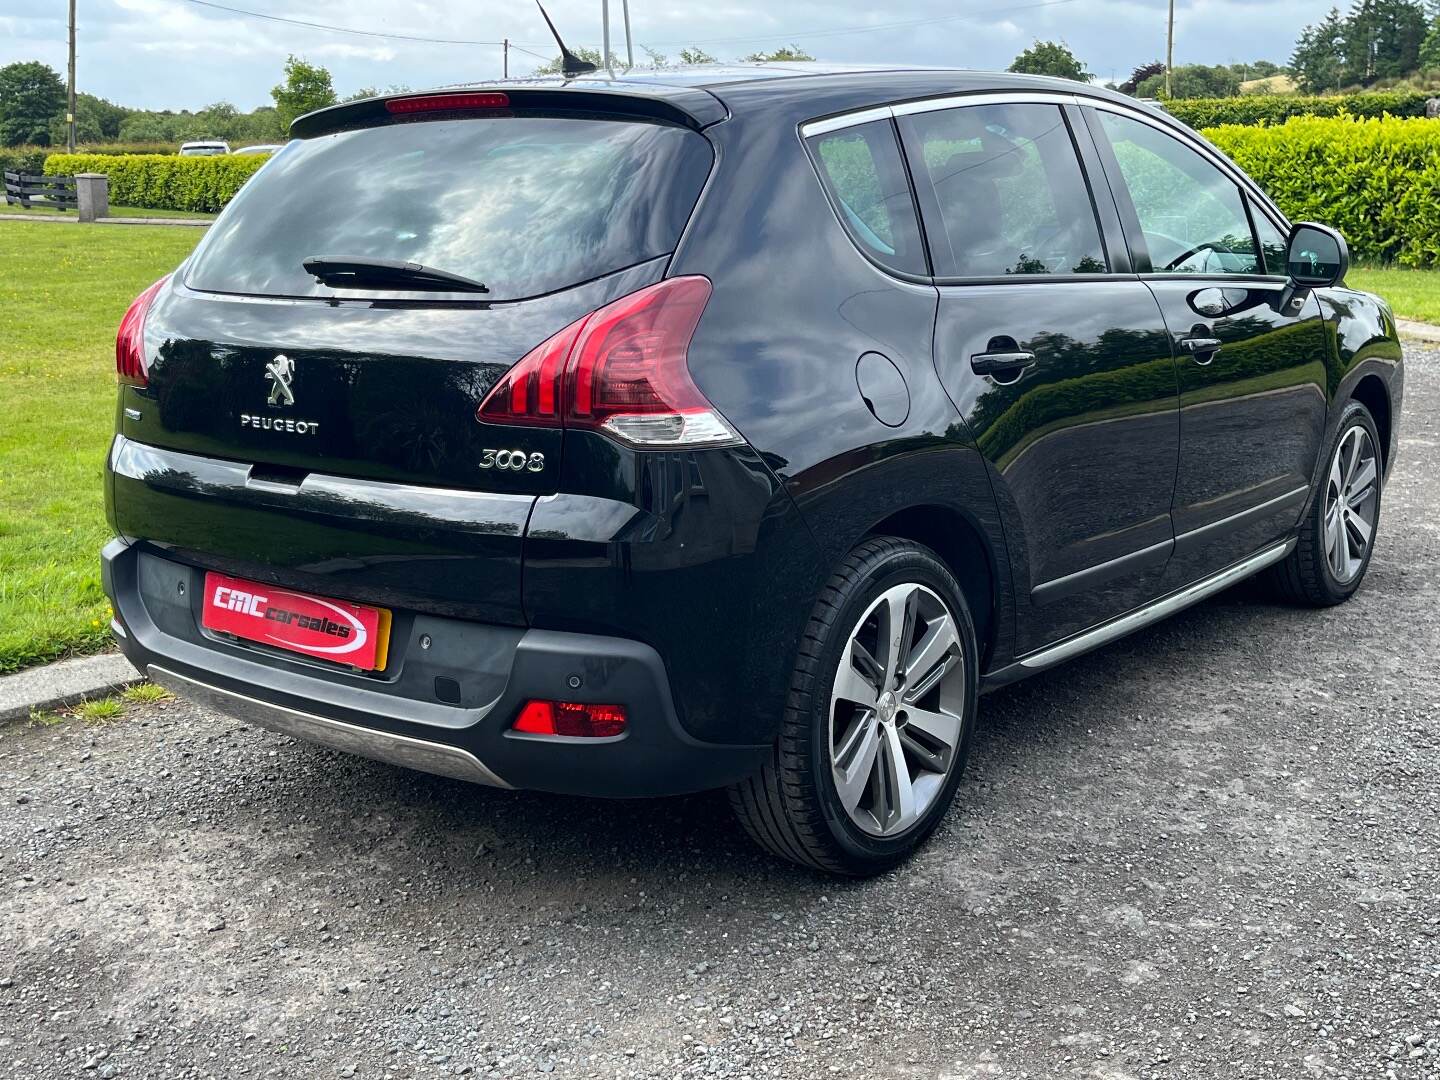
[466,65,1165,122]
[293,66,1182,140]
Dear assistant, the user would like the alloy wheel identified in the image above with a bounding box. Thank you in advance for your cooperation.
[1324,425,1379,584]
[828,582,966,837]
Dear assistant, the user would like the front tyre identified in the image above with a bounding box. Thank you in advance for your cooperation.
[1270,400,1383,606]
[730,537,978,875]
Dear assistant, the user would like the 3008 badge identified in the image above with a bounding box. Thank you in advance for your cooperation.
[479,448,544,472]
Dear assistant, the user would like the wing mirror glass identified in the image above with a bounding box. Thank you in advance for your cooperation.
[1286,222,1349,288]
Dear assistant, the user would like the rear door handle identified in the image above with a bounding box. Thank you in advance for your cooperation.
[970,349,1037,379]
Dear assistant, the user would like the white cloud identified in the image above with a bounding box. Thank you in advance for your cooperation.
[1,0,1336,111]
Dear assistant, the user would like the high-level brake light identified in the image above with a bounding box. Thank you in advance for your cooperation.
[385,92,510,114]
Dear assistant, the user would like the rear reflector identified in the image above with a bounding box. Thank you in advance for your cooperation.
[512,700,628,738]
[477,276,741,448]
[385,92,510,114]
[115,275,169,386]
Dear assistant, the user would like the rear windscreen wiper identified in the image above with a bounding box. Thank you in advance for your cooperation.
[302,256,490,294]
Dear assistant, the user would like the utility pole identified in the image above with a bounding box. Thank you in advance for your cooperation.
[1165,0,1175,98]
[602,0,612,76]
[503,37,509,78]
[621,0,633,72]
[66,0,77,152]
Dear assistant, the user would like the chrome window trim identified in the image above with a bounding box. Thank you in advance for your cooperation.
[799,90,1287,227]
[799,106,895,138]
[890,90,1082,117]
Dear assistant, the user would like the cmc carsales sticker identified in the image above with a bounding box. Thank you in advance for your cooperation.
[201,572,389,670]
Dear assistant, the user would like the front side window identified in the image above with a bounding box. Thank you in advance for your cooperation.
[1251,202,1289,276]
[900,102,1108,278]
[1097,111,1259,275]
[807,120,928,276]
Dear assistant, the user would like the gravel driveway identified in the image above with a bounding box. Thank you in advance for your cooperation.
[3,350,1437,1080]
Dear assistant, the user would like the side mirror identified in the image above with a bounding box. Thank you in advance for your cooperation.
[1286,222,1349,288]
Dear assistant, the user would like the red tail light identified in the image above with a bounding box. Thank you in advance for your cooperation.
[115,275,169,386]
[512,700,627,738]
[385,92,510,114]
[477,276,740,448]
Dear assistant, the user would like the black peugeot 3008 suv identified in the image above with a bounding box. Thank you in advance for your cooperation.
[103,66,1403,875]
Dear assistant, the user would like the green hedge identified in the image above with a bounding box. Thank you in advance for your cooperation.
[43,152,267,213]
[1167,91,1430,129]
[1203,115,1440,267]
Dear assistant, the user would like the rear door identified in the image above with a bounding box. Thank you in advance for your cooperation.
[1083,106,1329,584]
[896,98,1182,654]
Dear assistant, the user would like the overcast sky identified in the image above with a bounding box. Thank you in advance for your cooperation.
[1,0,1338,112]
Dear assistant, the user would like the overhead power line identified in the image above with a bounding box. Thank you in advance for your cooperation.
[174,0,1079,55]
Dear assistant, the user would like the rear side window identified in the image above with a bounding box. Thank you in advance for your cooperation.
[185,116,713,302]
[806,120,928,277]
[900,102,1108,278]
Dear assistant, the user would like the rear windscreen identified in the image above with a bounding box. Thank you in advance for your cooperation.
[184,115,713,302]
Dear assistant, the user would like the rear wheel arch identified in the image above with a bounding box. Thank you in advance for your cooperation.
[862,505,1000,671]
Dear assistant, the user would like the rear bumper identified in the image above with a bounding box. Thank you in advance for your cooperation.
[103,539,768,797]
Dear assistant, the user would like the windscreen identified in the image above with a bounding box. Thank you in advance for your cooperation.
[184,114,713,302]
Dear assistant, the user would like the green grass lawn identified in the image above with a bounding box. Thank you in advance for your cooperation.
[1347,265,1440,325]
[0,220,202,673]
[2,201,214,221]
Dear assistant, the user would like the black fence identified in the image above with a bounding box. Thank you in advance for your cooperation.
[3,171,77,211]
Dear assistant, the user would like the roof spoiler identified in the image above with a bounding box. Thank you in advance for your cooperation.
[290,84,728,138]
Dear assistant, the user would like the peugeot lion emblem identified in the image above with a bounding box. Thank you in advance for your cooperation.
[265,354,295,406]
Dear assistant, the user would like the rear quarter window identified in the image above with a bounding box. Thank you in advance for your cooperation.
[805,120,928,277]
[184,115,713,302]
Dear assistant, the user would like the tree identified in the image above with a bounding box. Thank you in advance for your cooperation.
[1421,15,1440,67]
[1340,0,1427,82]
[1118,61,1166,95]
[345,84,409,102]
[1291,8,1348,92]
[531,47,621,75]
[741,45,815,62]
[679,47,718,65]
[270,56,337,132]
[0,61,66,147]
[1007,40,1092,81]
[1137,63,1242,98]
[46,91,128,145]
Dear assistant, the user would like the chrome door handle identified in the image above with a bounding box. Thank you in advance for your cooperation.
[1181,336,1222,363]
[970,350,1037,378]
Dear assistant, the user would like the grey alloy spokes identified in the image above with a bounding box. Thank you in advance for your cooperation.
[829,583,965,837]
[1324,426,1379,584]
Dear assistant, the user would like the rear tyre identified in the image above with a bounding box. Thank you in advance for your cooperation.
[1269,400,1383,607]
[729,537,978,876]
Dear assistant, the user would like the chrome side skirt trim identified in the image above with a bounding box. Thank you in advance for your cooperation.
[1016,539,1295,673]
[148,666,511,788]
